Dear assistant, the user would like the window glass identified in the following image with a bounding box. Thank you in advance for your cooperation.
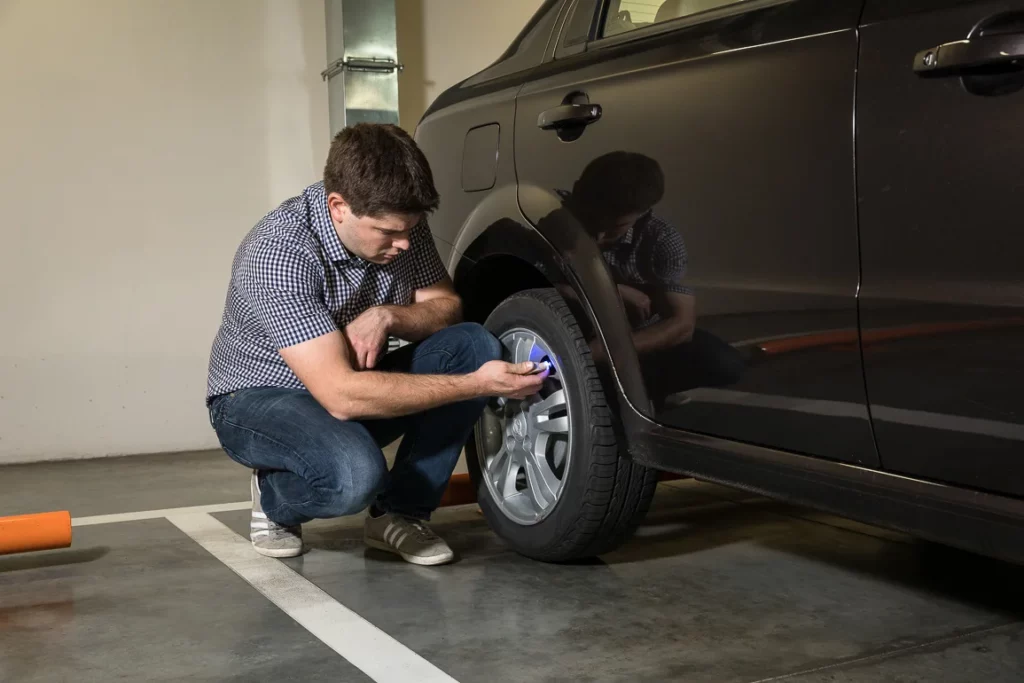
[562,0,600,48]
[603,0,753,38]
[464,0,562,85]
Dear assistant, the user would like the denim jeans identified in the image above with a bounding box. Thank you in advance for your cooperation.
[208,322,502,527]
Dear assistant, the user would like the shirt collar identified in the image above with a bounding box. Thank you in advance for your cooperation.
[307,182,356,263]
[619,222,638,246]
[612,209,651,247]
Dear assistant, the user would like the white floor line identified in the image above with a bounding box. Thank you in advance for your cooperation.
[72,501,250,527]
[166,512,460,683]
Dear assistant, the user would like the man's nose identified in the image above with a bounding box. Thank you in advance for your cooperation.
[393,237,411,251]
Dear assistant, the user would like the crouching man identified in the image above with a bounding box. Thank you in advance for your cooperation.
[206,124,544,565]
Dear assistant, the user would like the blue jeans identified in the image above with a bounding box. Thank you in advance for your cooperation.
[208,322,501,527]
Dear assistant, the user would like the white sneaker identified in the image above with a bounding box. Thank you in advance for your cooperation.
[364,512,455,566]
[250,472,303,558]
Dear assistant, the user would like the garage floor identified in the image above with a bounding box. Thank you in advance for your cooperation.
[2,451,1022,682]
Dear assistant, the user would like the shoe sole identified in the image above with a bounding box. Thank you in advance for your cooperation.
[251,540,304,558]
[364,537,454,566]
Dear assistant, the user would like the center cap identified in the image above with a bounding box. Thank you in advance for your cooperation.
[512,415,527,439]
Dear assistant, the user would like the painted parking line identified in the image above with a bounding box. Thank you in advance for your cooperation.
[72,501,250,527]
[167,512,460,683]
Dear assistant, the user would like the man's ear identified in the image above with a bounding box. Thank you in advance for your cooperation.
[326,192,349,223]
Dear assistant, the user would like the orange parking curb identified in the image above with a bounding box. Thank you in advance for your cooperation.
[437,470,683,508]
[0,511,72,555]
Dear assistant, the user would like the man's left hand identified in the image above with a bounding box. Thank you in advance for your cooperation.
[344,307,393,369]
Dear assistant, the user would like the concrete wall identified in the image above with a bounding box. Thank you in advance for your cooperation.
[0,0,542,463]
[396,0,545,131]
[0,0,330,463]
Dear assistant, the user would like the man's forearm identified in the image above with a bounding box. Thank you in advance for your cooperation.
[328,369,481,420]
[632,318,695,355]
[382,296,462,341]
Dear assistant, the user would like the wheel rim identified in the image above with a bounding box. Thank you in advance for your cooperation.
[476,328,572,526]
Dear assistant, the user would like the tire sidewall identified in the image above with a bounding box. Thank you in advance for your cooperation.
[469,291,607,557]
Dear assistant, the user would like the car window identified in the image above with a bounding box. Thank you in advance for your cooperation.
[561,0,600,51]
[462,0,563,86]
[602,0,754,38]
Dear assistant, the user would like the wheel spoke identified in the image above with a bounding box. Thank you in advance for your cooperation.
[523,448,559,510]
[530,389,565,419]
[501,449,520,499]
[487,445,513,497]
[499,333,520,361]
[533,415,569,434]
[515,335,537,364]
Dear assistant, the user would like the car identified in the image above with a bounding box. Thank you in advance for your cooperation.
[413,0,1024,563]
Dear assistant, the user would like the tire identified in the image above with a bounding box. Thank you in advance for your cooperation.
[467,288,658,562]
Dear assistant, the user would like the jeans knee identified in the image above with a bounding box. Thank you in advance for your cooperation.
[317,463,388,517]
[313,444,389,518]
[450,322,502,371]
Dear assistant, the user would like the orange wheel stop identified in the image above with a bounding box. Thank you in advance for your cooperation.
[437,471,683,508]
[0,511,72,555]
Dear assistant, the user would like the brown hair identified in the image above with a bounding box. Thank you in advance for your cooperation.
[323,123,440,217]
[571,151,664,219]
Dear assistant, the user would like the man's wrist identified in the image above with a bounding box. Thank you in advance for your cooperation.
[377,305,398,334]
[461,368,486,399]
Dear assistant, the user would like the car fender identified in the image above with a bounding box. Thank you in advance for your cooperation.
[450,183,650,417]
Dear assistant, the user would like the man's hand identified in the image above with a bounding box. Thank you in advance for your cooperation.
[343,307,392,369]
[474,360,547,399]
[618,284,651,322]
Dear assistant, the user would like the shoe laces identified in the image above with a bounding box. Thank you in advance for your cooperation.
[401,517,439,542]
[267,518,300,535]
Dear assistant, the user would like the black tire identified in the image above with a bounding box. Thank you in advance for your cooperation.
[467,288,658,562]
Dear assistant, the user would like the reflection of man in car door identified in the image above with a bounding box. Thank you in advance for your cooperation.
[559,152,744,409]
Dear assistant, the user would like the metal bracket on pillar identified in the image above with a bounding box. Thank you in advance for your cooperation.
[321,57,404,81]
[324,0,400,132]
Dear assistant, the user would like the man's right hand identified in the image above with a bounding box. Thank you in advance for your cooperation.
[474,360,547,399]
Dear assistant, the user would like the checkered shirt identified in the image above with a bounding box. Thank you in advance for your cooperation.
[599,211,693,298]
[206,182,447,402]
[555,189,692,296]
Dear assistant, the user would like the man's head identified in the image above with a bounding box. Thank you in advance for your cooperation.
[323,123,440,264]
[569,152,664,248]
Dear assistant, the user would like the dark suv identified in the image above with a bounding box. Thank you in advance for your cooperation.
[414,0,1024,563]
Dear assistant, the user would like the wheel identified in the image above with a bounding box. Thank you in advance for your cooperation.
[467,288,658,562]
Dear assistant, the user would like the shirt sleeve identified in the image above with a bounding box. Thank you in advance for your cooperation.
[238,239,338,349]
[649,220,694,296]
[407,221,449,291]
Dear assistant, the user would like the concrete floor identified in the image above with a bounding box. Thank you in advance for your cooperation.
[2,451,1023,682]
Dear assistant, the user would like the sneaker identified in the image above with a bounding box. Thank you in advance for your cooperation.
[250,471,303,558]
[364,512,455,566]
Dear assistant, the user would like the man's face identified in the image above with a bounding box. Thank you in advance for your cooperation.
[595,211,644,249]
[328,193,421,264]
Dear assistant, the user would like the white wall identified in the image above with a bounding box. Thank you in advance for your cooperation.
[0,0,330,463]
[396,0,545,131]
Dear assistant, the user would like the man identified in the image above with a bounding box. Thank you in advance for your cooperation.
[207,124,545,565]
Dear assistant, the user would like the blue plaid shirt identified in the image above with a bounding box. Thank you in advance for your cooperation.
[206,182,447,402]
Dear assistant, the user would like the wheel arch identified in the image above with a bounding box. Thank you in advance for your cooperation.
[448,185,651,423]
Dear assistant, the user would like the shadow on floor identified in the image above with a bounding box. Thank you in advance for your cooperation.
[606,491,1024,623]
[0,547,109,573]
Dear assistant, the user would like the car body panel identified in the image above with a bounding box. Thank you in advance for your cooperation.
[514,0,878,466]
[857,0,1024,497]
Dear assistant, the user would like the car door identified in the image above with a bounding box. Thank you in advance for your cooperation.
[514,0,879,466]
[858,0,1024,496]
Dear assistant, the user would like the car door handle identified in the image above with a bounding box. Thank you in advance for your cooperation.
[537,103,602,130]
[914,33,1024,73]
